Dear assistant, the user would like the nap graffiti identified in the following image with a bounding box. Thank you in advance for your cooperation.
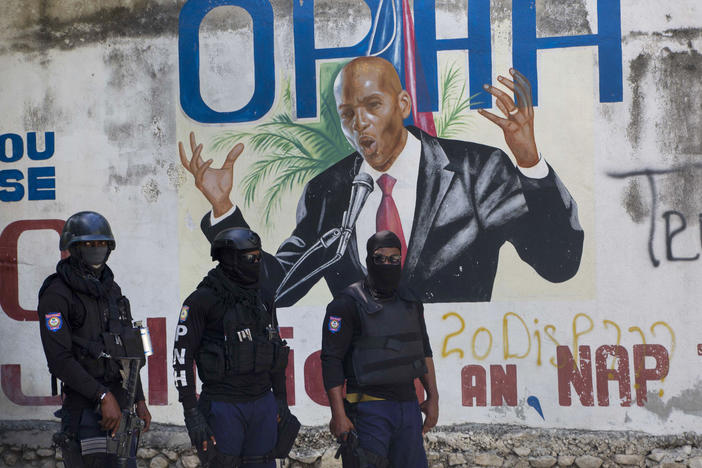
[460,344,670,408]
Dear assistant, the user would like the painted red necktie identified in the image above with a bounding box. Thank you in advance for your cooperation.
[376,173,408,265]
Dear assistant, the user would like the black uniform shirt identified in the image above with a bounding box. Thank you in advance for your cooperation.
[38,276,145,410]
[173,286,286,410]
[320,292,433,401]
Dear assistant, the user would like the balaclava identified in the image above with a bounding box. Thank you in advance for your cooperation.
[69,244,110,275]
[365,230,402,298]
[218,248,261,287]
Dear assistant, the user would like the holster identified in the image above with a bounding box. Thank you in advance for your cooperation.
[335,401,390,468]
[53,408,85,468]
[272,409,301,458]
[53,431,84,468]
[198,446,241,468]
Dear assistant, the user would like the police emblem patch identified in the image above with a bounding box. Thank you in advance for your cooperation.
[328,316,342,333]
[179,306,189,323]
[45,313,62,332]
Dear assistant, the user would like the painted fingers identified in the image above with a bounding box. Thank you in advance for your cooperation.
[478,68,534,128]
[178,131,243,175]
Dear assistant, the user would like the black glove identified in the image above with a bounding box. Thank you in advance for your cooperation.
[276,398,291,423]
[183,407,214,449]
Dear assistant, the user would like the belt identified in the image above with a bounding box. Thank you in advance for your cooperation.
[345,392,385,403]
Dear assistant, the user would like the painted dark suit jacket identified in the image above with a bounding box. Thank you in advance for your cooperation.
[201,126,584,306]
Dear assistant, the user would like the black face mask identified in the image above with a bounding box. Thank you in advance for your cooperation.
[218,249,261,287]
[366,261,402,297]
[365,231,403,298]
[71,245,110,274]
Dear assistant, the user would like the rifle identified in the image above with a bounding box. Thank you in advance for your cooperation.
[106,357,145,468]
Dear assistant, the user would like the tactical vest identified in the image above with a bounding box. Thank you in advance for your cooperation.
[196,298,288,384]
[41,275,144,387]
[342,281,428,386]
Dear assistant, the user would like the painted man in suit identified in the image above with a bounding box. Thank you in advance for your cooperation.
[179,56,583,305]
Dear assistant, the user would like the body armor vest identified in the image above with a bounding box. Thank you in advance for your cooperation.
[196,298,288,384]
[42,275,144,385]
[342,281,427,386]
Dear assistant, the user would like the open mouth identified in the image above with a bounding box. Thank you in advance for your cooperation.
[358,135,377,155]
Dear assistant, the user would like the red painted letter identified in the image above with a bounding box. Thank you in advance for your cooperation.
[595,345,631,407]
[0,219,66,321]
[304,350,328,406]
[633,344,669,405]
[557,345,594,406]
[280,326,295,406]
[147,318,168,405]
[490,364,517,406]
[1,364,60,406]
[461,365,487,406]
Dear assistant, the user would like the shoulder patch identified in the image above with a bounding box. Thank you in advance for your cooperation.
[328,315,342,334]
[45,313,62,332]
[179,306,189,323]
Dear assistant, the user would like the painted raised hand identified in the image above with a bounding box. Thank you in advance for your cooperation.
[179,131,244,217]
[478,68,540,168]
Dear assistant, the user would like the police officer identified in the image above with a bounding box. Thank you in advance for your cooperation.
[38,211,151,468]
[173,227,296,467]
[321,230,439,467]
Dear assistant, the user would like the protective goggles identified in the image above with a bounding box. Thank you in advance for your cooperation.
[371,253,401,265]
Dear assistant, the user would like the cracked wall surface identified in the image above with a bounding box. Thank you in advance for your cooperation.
[1,0,701,436]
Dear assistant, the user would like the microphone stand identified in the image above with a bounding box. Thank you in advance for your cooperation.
[275,211,351,302]
[274,173,374,303]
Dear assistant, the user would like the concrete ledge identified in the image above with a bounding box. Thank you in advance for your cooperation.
[1,420,700,467]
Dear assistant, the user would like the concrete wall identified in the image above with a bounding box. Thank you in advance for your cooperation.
[1,0,702,437]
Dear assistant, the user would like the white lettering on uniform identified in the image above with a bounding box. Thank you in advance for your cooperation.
[175,325,188,342]
[173,348,186,365]
[174,370,187,387]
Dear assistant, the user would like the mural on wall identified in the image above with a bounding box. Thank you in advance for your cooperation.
[2,0,699,432]
[181,62,583,305]
[179,2,585,306]
[175,0,602,422]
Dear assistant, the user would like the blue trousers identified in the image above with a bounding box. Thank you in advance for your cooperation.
[206,391,277,468]
[354,400,428,468]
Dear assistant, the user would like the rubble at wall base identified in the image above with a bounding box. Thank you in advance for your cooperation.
[1,421,700,468]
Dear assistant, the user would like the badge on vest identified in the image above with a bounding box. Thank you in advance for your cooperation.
[45,313,62,332]
[328,316,342,333]
[179,306,189,323]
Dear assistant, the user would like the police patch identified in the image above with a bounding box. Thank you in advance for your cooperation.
[179,306,189,323]
[45,313,62,332]
[328,316,342,333]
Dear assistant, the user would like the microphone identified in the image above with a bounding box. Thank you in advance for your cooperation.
[275,172,374,302]
[341,172,374,232]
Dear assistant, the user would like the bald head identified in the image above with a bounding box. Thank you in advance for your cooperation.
[334,56,403,100]
[334,57,411,172]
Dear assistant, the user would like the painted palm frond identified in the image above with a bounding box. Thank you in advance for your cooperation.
[257,114,348,159]
[210,62,353,226]
[435,61,478,139]
[281,77,293,110]
[210,60,473,226]
[250,152,333,225]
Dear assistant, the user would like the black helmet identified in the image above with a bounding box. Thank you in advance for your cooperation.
[211,228,261,261]
[59,211,116,251]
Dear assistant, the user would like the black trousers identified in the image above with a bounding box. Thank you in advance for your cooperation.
[60,407,137,468]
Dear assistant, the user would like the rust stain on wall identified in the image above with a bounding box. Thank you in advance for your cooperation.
[655,48,702,156]
[622,178,649,224]
[627,53,651,151]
